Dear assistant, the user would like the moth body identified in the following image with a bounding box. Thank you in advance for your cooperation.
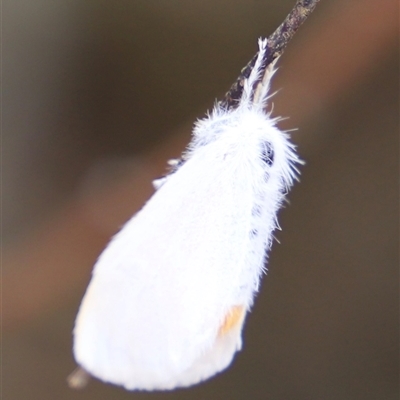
[72,39,299,391]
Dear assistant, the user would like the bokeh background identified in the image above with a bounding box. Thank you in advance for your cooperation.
[3,1,398,399]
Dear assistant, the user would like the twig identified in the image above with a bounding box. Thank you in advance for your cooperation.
[220,0,321,110]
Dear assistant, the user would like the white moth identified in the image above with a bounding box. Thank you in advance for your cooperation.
[72,38,300,391]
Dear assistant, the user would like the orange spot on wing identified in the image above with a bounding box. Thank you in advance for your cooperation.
[218,305,245,336]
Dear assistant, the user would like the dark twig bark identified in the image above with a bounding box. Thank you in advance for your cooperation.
[220,0,321,110]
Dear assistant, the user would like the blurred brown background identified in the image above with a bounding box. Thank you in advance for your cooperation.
[3,1,398,399]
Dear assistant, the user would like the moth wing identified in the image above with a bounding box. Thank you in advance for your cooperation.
[167,305,246,389]
[73,153,255,390]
